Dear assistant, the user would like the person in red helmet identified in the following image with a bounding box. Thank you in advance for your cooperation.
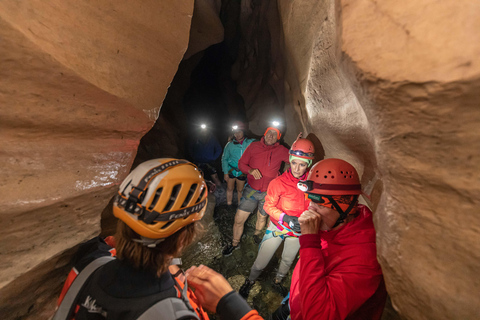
[222,125,289,256]
[277,158,387,320]
[239,137,315,298]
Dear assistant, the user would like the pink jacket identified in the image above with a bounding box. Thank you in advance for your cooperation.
[289,205,387,320]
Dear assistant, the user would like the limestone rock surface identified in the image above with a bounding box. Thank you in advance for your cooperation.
[0,1,194,319]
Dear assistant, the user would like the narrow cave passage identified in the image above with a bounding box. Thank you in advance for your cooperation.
[1,1,477,320]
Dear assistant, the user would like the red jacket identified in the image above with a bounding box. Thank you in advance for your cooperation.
[263,169,310,236]
[238,137,289,192]
[289,205,387,320]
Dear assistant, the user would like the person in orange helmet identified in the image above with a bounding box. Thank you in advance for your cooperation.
[276,158,387,320]
[53,159,264,320]
[239,137,315,298]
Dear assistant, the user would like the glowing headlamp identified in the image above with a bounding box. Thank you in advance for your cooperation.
[200,124,207,129]
[232,125,238,130]
[272,121,280,127]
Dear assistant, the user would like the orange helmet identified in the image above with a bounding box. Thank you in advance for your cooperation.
[289,138,315,160]
[113,158,208,240]
[297,158,361,227]
[297,158,361,195]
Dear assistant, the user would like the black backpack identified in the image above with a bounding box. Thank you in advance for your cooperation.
[52,257,200,320]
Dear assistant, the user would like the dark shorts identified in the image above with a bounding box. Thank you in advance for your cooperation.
[197,162,217,176]
[238,185,267,216]
[228,173,247,181]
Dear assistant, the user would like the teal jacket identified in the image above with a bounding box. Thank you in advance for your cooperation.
[221,138,255,177]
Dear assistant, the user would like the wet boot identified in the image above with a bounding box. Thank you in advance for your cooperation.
[239,278,255,299]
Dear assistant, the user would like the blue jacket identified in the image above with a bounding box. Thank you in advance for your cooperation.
[187,134,222,164]
[221,138,255,177]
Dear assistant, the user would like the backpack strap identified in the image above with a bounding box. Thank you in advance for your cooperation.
[137,297,200,320]
[53,256,115,320]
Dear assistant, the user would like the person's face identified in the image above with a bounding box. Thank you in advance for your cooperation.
[290,159,308,178]
[234,130,244,141]
[308,201,340,231]
[264,129,278,145]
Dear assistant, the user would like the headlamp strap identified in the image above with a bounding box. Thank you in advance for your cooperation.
[330,195,359,228]
[124,160,193,213]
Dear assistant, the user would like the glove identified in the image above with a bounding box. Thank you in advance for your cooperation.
[282,215,301,233]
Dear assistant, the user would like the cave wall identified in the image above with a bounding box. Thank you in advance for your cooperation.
[229,0,480,319]
[0,1,195,318]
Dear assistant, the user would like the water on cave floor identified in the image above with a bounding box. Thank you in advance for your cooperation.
[181,190,295,319]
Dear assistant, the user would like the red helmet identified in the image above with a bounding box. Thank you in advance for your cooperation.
[290,138,315,160]
[232,121,246,131]
[297,158,361,195]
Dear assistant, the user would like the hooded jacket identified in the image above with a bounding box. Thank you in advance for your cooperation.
[221,138,255,177]
[289,205,387,320]
[238,137,289,192]
[263,169,310,236]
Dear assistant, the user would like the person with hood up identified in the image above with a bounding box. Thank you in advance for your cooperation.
[222,125,289,256]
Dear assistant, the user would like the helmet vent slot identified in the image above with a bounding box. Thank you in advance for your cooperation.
[161,220,174,229]
[148,188,163,211]
[164,184,181,211]
[182,184,197,208]
[196,186,206,204]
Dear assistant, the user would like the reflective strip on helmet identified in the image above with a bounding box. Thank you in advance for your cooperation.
[289,150,314,158]
[129,159,192,201]
[115,195,207,223]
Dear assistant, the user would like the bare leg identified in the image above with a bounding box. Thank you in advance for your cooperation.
[236,179,246,204]
[232,209,251,246]
[226,178,236,205]
[254,210,268,236]
[211,173,222,186]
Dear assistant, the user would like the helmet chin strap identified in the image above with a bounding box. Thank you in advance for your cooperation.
[325,195,359,228]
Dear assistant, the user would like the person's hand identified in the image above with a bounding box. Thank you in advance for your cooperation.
[296,132,303,140]
[186,265,233,313]
[283,215,301,232]
[299,209,322,234]
[248,168,262,179]
[224,174,229,182]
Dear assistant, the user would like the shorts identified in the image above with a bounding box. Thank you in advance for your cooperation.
[238,185,267,216]
[228,173,247,181]
[197,162,217,176]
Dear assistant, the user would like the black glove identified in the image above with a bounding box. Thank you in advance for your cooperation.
[282,215,301,232]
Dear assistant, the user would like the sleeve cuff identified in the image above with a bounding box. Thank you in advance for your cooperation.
[299,233,322,249]
[216,291,253,320]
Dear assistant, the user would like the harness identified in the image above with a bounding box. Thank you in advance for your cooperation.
[53,257,200,320]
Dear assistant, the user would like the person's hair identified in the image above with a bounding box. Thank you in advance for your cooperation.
[115,220,199,277]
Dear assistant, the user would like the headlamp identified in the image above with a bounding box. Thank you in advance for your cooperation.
[272,121,280,127]
[289,150,315,158]
[200,124,207,129]
[297,180,313,192]
[232,125,238,130]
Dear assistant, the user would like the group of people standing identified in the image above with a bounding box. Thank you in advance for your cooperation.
[53,121,387,320]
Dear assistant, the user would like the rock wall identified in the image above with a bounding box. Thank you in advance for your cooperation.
[279,0,480,319]
[229,0,480,319]
[0,1,195,319]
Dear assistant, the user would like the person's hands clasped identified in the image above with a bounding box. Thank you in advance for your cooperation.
[299,209,323,234]
[248,168,263,180]
[185,265,233,313]
[283,215,301,232]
